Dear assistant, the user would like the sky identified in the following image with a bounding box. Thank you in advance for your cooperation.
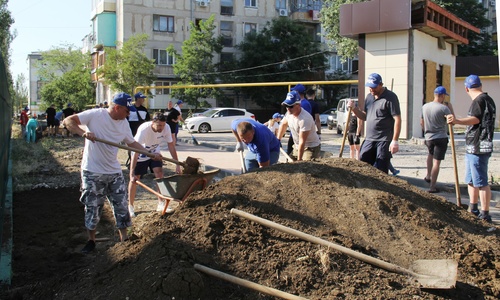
[8,0,91,82]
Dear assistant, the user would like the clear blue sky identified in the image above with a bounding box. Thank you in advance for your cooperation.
[8,0,91,82]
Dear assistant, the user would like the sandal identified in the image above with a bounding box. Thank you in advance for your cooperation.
[428,188,439,193]
[424,177,431,183]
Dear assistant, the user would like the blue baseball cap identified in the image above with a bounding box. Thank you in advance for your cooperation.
[134,92,147,99]
[176,100,183,105]
[113,93,133,108]
[282,91,301,106]
[365,73,383,88]
[291,84,306,93]
[272,112,282,119]
[24,106,29,111]
[464,75,482,89]
[434,86,449,96]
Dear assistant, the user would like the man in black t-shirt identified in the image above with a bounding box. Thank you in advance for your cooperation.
[164,100,181,144]
[62,103,75,137]
[348,73,401,174]
[447,75,496,223]
[128,92,151,136]
[46,104,57,136]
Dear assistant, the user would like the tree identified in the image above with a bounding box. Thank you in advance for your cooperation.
[1,0,15,88]
[167,15,224,109]
[12,73,28,111]
[36,45,94,111]
[233,17,328,109]
[321,0,495,58]
[98,33,156,96]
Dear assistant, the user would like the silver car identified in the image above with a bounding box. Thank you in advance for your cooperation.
[184,107,255,133]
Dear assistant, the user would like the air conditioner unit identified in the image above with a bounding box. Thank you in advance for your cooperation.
[199,1,208,7]
[279,9,288,16]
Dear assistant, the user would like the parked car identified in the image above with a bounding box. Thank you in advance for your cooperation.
[190,108,211,118]
[335,98,358,135]
[184,107,255,133]
[319,108,336,127]
[327,113,337,130]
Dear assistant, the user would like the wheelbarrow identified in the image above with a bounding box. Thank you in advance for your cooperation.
[134,169,220,215]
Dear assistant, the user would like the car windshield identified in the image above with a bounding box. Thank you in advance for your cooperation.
[201,109,218,117]
[321,109,335,114]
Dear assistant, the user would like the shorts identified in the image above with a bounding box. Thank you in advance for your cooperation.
[80,170,131,230]
[292,144,321,161]
[348,133,360,145]
[167,122,176,135]
[133,159,163,176]
[464,153,491,188]
[425,138,448,160]
[359,140,391,173]
[47,119,57,127]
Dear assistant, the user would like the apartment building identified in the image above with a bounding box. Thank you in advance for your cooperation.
[88,0,335,109]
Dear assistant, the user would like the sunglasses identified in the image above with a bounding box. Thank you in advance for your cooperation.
[285,105,296,110]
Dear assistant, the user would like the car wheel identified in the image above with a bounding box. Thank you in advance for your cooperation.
[198,123,211,133]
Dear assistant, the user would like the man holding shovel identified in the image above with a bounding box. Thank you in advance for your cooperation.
[128,112,180,216]
[447,75,496,223]
[63,92,162,254]
[421,86,452,193]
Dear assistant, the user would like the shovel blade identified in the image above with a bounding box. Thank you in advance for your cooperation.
[409,259,458,289]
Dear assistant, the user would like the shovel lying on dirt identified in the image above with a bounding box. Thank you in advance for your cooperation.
[93,137,200,174]
[231,209,458,289]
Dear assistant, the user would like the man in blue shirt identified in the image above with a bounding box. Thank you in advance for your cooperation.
[232,118,281,172]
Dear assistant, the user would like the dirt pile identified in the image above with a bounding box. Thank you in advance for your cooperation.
[4,159,500,300]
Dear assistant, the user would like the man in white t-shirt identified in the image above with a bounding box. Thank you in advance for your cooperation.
[128,112,180,216]
[277,91,321,161]
[63,93,162,254]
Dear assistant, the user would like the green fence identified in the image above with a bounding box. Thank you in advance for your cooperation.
[0,50,13,285]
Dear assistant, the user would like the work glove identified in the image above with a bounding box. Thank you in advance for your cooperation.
[236,142,245,152]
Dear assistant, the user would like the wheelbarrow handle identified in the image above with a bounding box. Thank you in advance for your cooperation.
[93,137,188,168]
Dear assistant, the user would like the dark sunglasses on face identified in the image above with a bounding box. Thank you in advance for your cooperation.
[285,105,295,110]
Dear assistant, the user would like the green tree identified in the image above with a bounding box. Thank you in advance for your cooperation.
[36,45,94,111]
[98,33,156,96]
[233,17,328,109]
[1,0,15,88]
[321,0,494,58]
[167,15,224,108]
[12,73,28,111]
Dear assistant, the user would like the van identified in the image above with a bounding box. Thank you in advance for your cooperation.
[335,98,357,135]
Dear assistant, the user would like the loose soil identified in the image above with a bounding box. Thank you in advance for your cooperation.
[2,138,500,300]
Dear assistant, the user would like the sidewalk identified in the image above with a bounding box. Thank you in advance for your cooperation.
[172,136,499,226]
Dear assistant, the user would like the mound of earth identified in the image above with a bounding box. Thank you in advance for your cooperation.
[4,159,500,300]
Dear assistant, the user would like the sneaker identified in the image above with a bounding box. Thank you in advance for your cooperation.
[165,206,175,214]
[470,209,480,216]
[392,169,400,176]
[81,240,96,254]
[156,200,166,212]
[129,205,136,217]
[478,213,492,223]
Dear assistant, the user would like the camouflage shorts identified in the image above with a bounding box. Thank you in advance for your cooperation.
[80,171,132,230]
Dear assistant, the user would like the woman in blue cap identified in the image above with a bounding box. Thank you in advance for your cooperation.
[264,112,283,137]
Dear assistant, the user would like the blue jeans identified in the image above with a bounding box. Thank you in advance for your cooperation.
[464,153,491,187]
[245,151,280,172]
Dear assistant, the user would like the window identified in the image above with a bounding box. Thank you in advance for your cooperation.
[154,81,178,95]
[245,0,257,8]
[153,49,174,65]
[244,23,257,35]
[220,21,233,47]
[221,0,234,15]
[275,0,286,9]
[218,109,245,117]
[153,15,174,32]
[330,55,355,74]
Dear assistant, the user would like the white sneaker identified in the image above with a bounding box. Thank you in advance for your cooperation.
[128,205,136,217]
[165,206,175,214]
[156,200,166,212]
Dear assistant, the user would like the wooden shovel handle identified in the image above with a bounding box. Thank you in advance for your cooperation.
[339,107,352,158]
[448,124,461,206]
[194,264,308,300]
[93,137,188,168]
[231,209,419,277]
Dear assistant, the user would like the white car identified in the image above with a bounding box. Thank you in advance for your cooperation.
[184,107,255,133]
[319,108,336,126]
